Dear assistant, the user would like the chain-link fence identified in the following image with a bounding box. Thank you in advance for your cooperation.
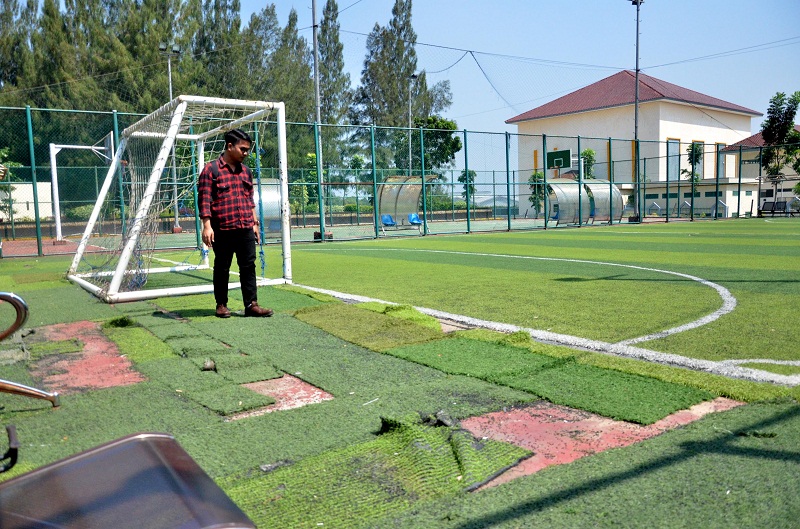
[1,105,797,257]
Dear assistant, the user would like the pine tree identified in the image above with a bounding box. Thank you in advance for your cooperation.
[318,0,351,173]
[319,0,350,126]
[350,0,451,128]
[241,4,281,100]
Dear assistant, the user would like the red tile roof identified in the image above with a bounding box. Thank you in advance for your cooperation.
[723,125,800,150]
[506,70,761,123]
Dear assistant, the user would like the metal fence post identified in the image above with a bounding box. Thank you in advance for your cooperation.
[607,137,613,225]
[25,105,43,256]
[505,132,511,231]
[370,125,379,238]
[737,145,743,217]
[419,126,428,235]
[464,129,471,233]
[313,122,326,240]
[543,134,548,229]
[577,135,583,226]
[714,143,721,219]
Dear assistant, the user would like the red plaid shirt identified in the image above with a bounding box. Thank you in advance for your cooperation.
[198,156,256,230]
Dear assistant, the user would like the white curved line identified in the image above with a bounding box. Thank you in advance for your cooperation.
[309,247,736,345]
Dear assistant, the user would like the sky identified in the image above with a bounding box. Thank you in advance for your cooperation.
[240,0,800,138]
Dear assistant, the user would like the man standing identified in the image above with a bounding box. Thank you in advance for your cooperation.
[198,128,273,318]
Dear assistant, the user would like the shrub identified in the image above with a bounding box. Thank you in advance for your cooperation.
[65,205,96,221]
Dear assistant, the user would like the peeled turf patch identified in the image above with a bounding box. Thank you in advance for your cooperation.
[220,415,530,528]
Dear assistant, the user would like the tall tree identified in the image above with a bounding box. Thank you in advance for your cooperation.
[265,9,314,167]
[0,0,33,92]
[350,0,452,175]
[319,0,350,126]
[318,0,351,176]
[241,4,281,100]
[760,91,800,178]
[195,0,247,99]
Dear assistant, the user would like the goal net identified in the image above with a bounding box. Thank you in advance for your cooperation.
[67,96,292,303]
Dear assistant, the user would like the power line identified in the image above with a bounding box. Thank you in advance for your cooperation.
[645,35,800,69]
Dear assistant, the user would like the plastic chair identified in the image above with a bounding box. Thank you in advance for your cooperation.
[380,214,396,234]
[408,213,422,231]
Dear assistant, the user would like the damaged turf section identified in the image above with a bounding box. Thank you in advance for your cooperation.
[220,414,530,528]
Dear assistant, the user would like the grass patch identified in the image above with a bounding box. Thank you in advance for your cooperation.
[102,325,176,364]
[389,337,713,424]
[358,302,442,331]
[452,329,791,403]
[190,352,283,384]
[221,415,530,528]
[26,338,83,358]
[295,303,442,352]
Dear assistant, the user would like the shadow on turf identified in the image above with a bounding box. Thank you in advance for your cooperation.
[449,405,800,529]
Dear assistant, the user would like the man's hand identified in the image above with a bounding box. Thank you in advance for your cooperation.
[201,224,214,247]
[253,224,260,244]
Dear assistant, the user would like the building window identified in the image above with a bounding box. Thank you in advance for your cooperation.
[684,192,700,198]
[644,193,659,199]
[704,191,722,197]
[689,141,704,180]
[745,190,753,196]
[662,193,678,199]
[716,143,726,178]
[667,139,680,182]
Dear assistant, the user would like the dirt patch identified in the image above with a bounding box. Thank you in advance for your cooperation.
[462,397,744,490]
[27,321,146,394]
[227,374,334,421]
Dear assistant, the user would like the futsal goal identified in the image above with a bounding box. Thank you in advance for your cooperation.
[67,96,292,303]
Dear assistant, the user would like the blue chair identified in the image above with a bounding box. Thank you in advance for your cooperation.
[408,213,422,231]
[380,214,396,234]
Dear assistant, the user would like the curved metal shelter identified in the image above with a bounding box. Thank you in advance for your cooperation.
[548,178,623,226]
[583,179,623,223]
[548,178,590,226]
[378,175,436,227]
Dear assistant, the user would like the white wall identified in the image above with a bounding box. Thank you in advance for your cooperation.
[0,182,54,220]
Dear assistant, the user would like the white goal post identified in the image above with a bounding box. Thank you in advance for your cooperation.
[67,95,292,303]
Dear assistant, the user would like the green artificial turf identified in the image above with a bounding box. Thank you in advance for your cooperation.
[358,301,443,331]
[454,328,791,403]
[294,303,443,352]
[189,351,282,384]
[292,220,800,361]
[221,415,531,528]
[389,337,713,424]
[380,401,800,529]
[25,338,83,358]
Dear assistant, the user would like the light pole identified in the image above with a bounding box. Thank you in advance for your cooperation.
[631,0,643,221]
[408,73,417,176]
[159,42,182,232]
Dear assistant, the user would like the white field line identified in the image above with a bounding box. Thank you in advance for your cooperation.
[293,247,797,386]
[296,283,799,387]
[302,248,737,346]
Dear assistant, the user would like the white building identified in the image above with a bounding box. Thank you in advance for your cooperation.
[506,71,763,218]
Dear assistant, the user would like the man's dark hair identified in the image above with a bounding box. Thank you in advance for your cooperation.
[224,128,252,148]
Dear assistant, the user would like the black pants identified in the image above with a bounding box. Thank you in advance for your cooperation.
[212,228,257,308]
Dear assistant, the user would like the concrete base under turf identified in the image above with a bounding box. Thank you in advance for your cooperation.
[230,374,334,420]
[462,397,744,490]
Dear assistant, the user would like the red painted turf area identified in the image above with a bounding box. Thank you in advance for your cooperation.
[29,321,145,393]
[462,397,744,489]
